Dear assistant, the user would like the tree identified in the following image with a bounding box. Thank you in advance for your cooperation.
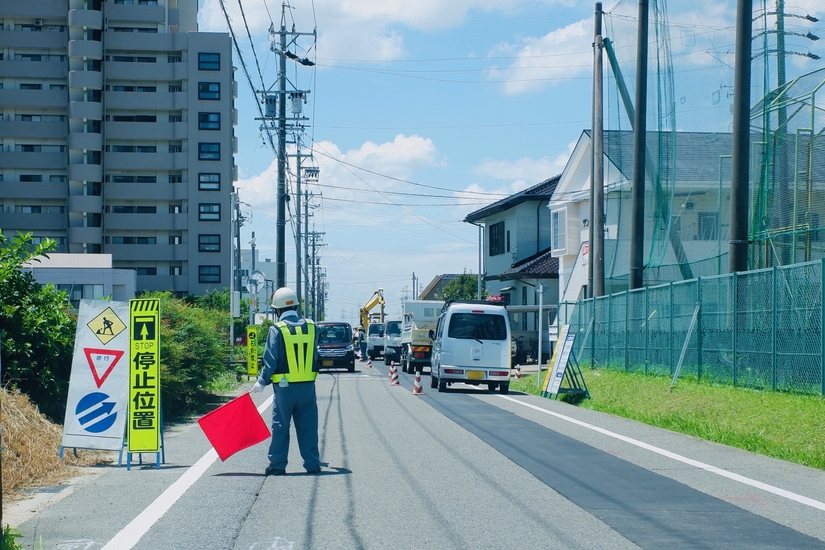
[441,269,486,302]
[0,232,76,422]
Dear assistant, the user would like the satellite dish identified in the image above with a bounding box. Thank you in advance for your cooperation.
[249,270,265,292]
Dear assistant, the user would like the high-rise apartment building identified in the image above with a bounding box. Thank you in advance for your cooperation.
[0,0,237,296]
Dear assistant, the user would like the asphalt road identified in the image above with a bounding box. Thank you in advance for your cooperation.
[8,359,825,549]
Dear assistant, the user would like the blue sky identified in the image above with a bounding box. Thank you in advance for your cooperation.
[198,0,825,324]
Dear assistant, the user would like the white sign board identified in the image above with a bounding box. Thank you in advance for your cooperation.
[61,300,130,451]
[543,325,575,396]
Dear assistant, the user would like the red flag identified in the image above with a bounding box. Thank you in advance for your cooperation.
[197,393,270,461]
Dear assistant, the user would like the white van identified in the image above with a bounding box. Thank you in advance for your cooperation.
[429,301,512,394]
[383,320,402,365]
[366,322,385,359]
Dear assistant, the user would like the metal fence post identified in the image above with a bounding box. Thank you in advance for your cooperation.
[732,272,738,387]
[625,290,630,371]
[697,277,703,381]
[607,293,612,366]
[591,298,597,366]
[669,282,674,375]
[821,258,825,396]
[772,266,778,391]
[644,287,650,375]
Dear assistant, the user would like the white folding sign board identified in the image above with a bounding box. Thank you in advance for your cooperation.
[61,300,130,451]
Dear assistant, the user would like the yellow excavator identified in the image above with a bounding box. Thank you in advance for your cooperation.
[359,288,385,330]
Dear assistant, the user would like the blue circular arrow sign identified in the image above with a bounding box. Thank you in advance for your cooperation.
[76,392,117,433]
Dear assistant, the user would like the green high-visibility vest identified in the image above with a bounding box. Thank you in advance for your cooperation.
[271,320,317,383]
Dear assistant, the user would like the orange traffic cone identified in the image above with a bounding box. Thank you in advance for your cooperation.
[412,371,424,395]
[389,362,400,386]
[514,364,521,380]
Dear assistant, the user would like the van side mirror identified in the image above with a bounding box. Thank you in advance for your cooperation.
[428,330,435,339]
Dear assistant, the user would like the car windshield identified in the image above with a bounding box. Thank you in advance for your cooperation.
[368,325,384,337]
[447,313,507,340]
[317,325,351,343]
[386,322,401,336]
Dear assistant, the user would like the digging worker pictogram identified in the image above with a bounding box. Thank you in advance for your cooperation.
[252,287,322,476]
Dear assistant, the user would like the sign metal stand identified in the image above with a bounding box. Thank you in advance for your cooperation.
[541,325,590,400]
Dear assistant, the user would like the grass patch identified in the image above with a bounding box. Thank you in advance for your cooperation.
[510,368,825,471]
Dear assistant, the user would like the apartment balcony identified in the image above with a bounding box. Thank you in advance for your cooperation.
[106,3,165,23]
[105,121,185,141]
[105,213,186,232]
[68,132,103,151]
[104,61,188,82]
[105,92,185,111]
[0,89,66,109]
[105,152,186,171]
[0,151,65,170]
[68,69,103,90]
[104,32,182,52]
[106,244,178,262]
[1,60,67,79]
[0,213,67,232]
[106,183,175,201]
[68,9,103,29]
[68,163,103,182]
[69,101,103,120]
[0,181,66,199]
[68,226,103,244]
[0,30,66,49]
[0,120,66,139]
[0,0,67,18]
[68,194,103,213]
[68,39,103,60]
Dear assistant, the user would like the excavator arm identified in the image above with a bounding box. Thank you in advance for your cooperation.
[359,288,385,329]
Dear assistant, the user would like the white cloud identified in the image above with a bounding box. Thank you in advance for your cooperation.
[487,19,592,95]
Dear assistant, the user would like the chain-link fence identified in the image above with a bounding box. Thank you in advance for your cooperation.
[558,259,825,395]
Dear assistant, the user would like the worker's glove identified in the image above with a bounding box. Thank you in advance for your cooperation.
[252,381,265,393]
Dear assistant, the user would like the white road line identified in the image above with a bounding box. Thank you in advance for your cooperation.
[101,395,274,550]
[497,394,825,512]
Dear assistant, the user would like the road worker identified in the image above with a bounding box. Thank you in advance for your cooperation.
[252,287,321,475]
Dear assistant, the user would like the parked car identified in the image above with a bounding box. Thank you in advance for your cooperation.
[383,320,403,365]
[315,322,355,372]
[430,301,511,394]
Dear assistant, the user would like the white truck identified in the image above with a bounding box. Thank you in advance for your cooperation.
[399,300,444,374]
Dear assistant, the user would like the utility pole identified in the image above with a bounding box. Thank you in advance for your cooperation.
[263,4,315,288]
[629,0,649,290]
[288,141,312,313]
[729,0,753,273]
[592,2,605,297]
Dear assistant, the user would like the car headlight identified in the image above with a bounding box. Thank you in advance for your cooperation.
[346,344,354,351]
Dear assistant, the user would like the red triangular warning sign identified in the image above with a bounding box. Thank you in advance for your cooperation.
[83,348,125,388]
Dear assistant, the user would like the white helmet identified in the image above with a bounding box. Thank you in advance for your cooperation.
[271,287,298,310]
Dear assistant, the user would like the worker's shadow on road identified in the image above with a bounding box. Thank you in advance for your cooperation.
[215,466,352,478]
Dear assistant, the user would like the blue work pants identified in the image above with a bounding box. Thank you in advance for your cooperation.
[268,381,320,471]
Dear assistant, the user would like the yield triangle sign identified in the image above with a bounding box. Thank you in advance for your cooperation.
[83,348,125,388]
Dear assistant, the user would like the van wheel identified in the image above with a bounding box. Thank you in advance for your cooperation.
[487,383,497,392]
[499,382,510,395]
[438,378,447,392]
[430,374,437,389]
[348,362,355,373]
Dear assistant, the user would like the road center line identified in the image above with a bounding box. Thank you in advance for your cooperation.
[101,395,274,550]
[497,395,825,512]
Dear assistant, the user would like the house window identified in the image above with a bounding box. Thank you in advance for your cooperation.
[551,209,567,252]
[198,112,220,130]
[198,82,220,100]
[198,52,220,71]
[489,221,505,256]
[199,203,220,221]
[136,267,157,276]
[198,173,220,190]
[199,265,221,283]
[198,143,220,161]
[168,173,182,183]
[198,234,220,252]
[506,230,510,253]
[698,212,718,240]
[170,266,182,276]
[20,174,43,182]
[169,236,182,245]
